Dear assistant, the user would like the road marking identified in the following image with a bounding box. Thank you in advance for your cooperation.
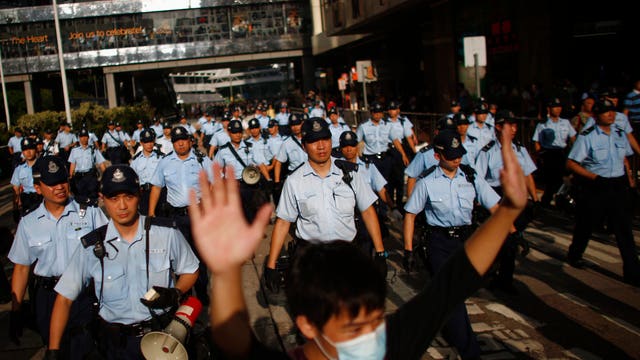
[485,303,544,328]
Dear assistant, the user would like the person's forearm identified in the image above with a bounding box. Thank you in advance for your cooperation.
[11,264,30,310]
[403,212,416,251]
[48,295,72,350]
[175,271,199,295]
[361,206,384,252]
[211,267,252,359]
[406,177,417,197]
[378,187,392,208]
[148,186,161,216]
[69,163,76,177]
[274,160,282,183]
[525,175,538,201]
[464,205,522,275]
[627,133,640,155]
[267,218,290,268]
[258,164,271,181]
[566,159,596,180]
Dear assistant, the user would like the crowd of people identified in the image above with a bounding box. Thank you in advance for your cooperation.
[2,83,640,359]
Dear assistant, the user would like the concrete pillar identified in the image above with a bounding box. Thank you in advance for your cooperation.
[23,79,34,114]
[310,0,323,36]
[105,72,117,108]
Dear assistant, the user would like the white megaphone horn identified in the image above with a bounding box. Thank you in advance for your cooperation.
[141,296,203,359]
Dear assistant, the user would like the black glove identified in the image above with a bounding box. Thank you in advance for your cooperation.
[9,310,23,345]
[593,175,608,186]
[44,350,60,360]
[140,286,181,309]
[264,179,274,193]
[264,267,281,293]
[374,252,388,279]
[403,249,415,272]
[273,181,283,195]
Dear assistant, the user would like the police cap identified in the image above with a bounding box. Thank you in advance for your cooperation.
[162,121,172,129]
[434,129,467,160]
[547,98,562,108]
[592,99,616,115]
[452,113,470,126]
[268,119,278,128]
[289,113,303,126]
[140,128,156,143]
[474,103,489,114]
[328,107,338,116]
[387,100,401,110]
[248,118,261,129]
[301,117,331,143]
[21,137,37,150]
[101,165,140,197]
[494,110,517,125]
[450,100,460,108]
[222,112,232,121]
[35,156,68,186]
[228,120,244,134]
[171,126,190,142]
[78,128,90,137]
[436,116,457,131]
[339,131,358,147]
[370,102,384,113]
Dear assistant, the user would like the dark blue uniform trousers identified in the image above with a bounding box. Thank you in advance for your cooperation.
[428,230,481,359]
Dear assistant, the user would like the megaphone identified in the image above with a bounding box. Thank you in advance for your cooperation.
[140,296,203,359]
[241,165,261,185]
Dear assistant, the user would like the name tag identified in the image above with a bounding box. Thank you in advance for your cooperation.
[149,249,166,254]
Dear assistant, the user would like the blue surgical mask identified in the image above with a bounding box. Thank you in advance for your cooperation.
[313,322,386,360]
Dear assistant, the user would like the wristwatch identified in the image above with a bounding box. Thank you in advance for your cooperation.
[375,250,389,259]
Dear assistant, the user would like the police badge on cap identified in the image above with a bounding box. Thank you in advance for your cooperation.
[339,131,358,147]
[101,165,139,196]
[171,126,190,142]
[35,156,68,186]
[140,128,155,143]
[301,117,331,143]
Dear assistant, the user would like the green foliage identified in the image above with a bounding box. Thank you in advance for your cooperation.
[15,110,65,134]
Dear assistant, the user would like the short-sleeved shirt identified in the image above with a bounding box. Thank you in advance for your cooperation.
[275,112,290,126]
[568,125,632,178]
[466,122,495,149]
[178,122,196,134]
[276,159,377,242]
[209,131,231,148]
[131,128,144,142]
[387,116,414,139]
[475,142,537,187]
[131,151,163,185]
[356,158,387,193]
[155,136,173,155]
[462,136,479,168]
[257,115,271,129]
[151,150,214,207]
[404,166,499,227]
[150,124,163,138]
[8,136,23,152]
[276,136,307,171]
[329,122,350,148]
[583,112,633,135]
[531,117,577,149]
[356,119,402,155]
[68,145,106,173]
[101,130,127,148]
[10,161,37,193]
[43,139,59,156]
[405,147,439,178]
[8,200,108,277]
[309,108,325,119]
[247,137,272,165]
[267,135,284,161]
[54,216,199,324]
[214,141,258,179]
[201,121,221,136]
[56,132,77,148]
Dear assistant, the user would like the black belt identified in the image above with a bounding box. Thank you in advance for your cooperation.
[363,152,387,160]
[140,183,152,191]
[428,225,473,240]
[98,317,159,338]
[35,275,60,290]
[74,170,96,178]
[167,205,189,216]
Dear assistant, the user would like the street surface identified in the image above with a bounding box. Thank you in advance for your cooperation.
[0,182,638,359]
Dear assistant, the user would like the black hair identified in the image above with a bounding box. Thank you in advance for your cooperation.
[285,241,386,329]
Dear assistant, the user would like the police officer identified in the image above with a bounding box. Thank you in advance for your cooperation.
[47,165,199,359]
[208,112,232,158]
[130,128,164,215]
[131,119,145,145]
[327,107,350,157]
[309,100,326,119]
[178,114,196,134]
[273,113,307,197]
[149,117,163,139]
[264,118,388,292]
[201,112,221,154]
[10,137,42,218]
[447,99,462,119]
[55,122,78,162]
[475,110,539,292]
[385,101,413,210]
[245,118,274,181]
[156,121,174,155]
[532,98,577,207]
[101,120,128,164]
[68,128,107,206]
[42,128,59,157]
[466,103,495,148]
[356,101,404,182]
[387,99,417,155]
[8,156,107,357]
[454,113,480,168]
[566,99,640,285]
[8,127,24,168]
[275,102,291,136]
[403,129,500,360]
[215,119,267,222]
[149,126,213,302]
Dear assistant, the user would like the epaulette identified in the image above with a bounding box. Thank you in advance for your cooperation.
[334,159,359,174]
[580,126,595,136]
[164,151,174,157]
[219,143,231,150]
[418,165,438,179]
[481,140,496,152]
[243,140,253,148]
[132,152,143,160]
[467,135,477,142]
[459,163,476,184]
[420,144,433,153]
[148,216,178,228]
[153,149,165,158]
[80,224,108,248]
[288,162,305,176]
[514,140,523,152]
[614,124,625,137]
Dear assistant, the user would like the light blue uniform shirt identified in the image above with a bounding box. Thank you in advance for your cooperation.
[54,216,199,324]
[356,119,402,155]
[151,150,214,207]
[267,134,284,161]
[583,112,633,135]
[178,122,196,134]
[329,122,350,148]
[209,131,230,148]
[404,166,500,227]
[214,141,258,179]
[275,112,290,126]
[309,108,326,119]
[68,145,106,173]
[131,151,163,185]
[405,147,439,178]
[150,124,163,138]
[568,125,632,178]
[101,130,127,148]
[56,132,77,148]
[476,142,537,187]
[356,158,387,193]
[257,115,271,129]
[8,200,108,277]
[10,161,37,193]
[201,121,221,136]
[247,136,272,165]
[8,136,23,152]
[156,136,173,155]
[131,128,144,142]
[531,117,577,149]
[466,121,495,148]
[387,116,414,138]
[276,158,378,243]
[276,135,307,171]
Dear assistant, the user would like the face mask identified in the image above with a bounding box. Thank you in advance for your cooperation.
[313,321,386,360]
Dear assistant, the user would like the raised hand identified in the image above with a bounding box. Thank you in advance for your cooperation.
[498,125,527,211]
[189,163,273,275]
